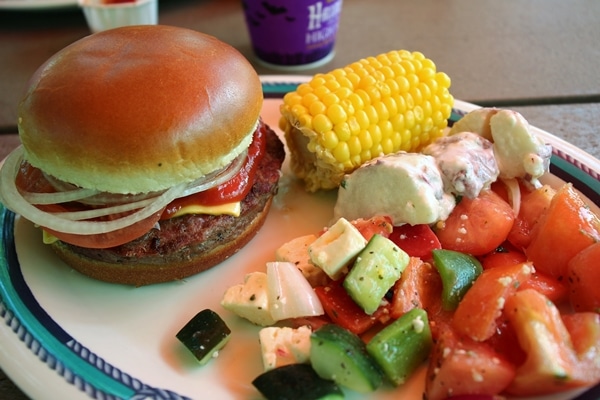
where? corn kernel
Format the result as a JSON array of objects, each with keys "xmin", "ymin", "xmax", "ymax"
[
  {"xmin": 302, "ymin": 93, "xmax": 319, "ymax": 108},
  {"xmin": 322, "ymin": 92, "xmax": 340, "ymax": 108},
  {"xmin": 348, "ymin": 136, "xmax": 361, "ymax": 156},
  {"xmin": 333, "ymin": 142, "xmax": 350, "ymax": 163},
  {"xmin": 373, "ymin": 101, "xmax": 390, "ymax": 122},
  {"xmin": 358, "ymin": 129, "xmax": 373, "ymax": 150},
  {"xmin": 298, "ymin": 113, "xmax": 312, "ymax": 128},
  {"xmin": 347, "ymin": 93, "xmax": 365, "ymax": 110},
  {"xmin": 382, "ymin": 137, "xmax": 394, "ymax": 154},
  {"xmin": 313, "ymin": 113, "xmax": 333, "ymax": 133},
  {"xmin": 347, "ymin": 116, "xmax": 361, "ymax": 136},
  {"xmin": 309, "ymin": 77, "xmax": 325, "ymax": 90},
  {"xmin": 368, "ymin": 124, "xmax": 382, "ymax": 147},
  {"xmin": 383, "ymin": 96, "xmax": 398, "ymax": 117},
  {"xmin": 327, "ymin": 103, "xmax": 348, "ymax": 125},
  {"xmin": 309, "ymin": 100, "xmax": 327, "ymax": 116},
  {"xmin": 334, "ymin": 122, "xmax": 352, "ymax": 142},
  {"xmin": 396, "ymin": 75, "xmax": 410, "ymax": 93},
  {"xmin": 291, "ymin": 104, "xmax": 308, "ymax": 117},
  {"xmin": 364, "ymin": 104, "xmax": 379, "ymax": 125},
  {"xmin": 322, "ymin": 130, "xmax": 339, "ymax": 149},
  {"xmin": 313, "ymin": 85, "xmax": 330, "ymax": 98}
]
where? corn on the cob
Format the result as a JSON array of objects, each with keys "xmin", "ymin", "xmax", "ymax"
[{"xmin": 279, "ymin": 50, "xmax": 454, "ymax": 192}]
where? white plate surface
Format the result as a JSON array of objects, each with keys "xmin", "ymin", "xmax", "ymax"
[{"xmin": 1, "ymin": 76, "xmax": 599, "ymax": 400}]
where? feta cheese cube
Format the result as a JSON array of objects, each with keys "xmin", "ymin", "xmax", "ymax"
[
  {"xmin": 275, "ymin": 234, "xmax": 329, "ymax": 287},
  {"xmin": 308, "ymin": 218, "xmax": 367, "ymax": 280},
  {"xmin": 221, "ymin": 272, "xmax": 276, "ymax": 326},
  {"xmin": 259, "ymin": 326, "xmax": 312, "ymax": 371}
]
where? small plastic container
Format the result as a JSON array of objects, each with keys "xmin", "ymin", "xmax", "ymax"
[{"xmin": 78, "ymin": 0, "xmax": 158, "ymax": 33}]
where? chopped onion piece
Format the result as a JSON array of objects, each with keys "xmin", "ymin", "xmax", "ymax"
[
  {"xmin": 502, "ymin": 177, "xmax": 521, "ymax": 217},
  {"xmin": 266, "ymin": 261, "xmax": 324, "ymax": 322},
  {"xmin": 0, "ymin": 146, "xmax": 185, "ymax": 235}
]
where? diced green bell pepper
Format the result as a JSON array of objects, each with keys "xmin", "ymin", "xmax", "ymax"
[{"xmin": 432, "ymin": 249, "xmax": 483, "ymax": 310}]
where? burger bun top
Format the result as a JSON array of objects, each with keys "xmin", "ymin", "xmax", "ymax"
[{"xmin": 18, "ymin": 25, "xmax": 263, "ymax": 194}]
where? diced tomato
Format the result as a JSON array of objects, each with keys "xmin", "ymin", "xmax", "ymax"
[
  {"xmin": 526, "ymin": 183, "xmax": 600, "ymax": 281},
  {"xmin": 390, "ymin": 257, "xmax": 442, "ymax": 319},
  {"xmin": 504, "ymin": 289, "xmax": 584, "ymax": 396},
  {"xmin": 507, "ymin": 184, "xmax": 556, "ymax": 250},
  {"xmin": 388, "ymin": 224, "xmax": 441, "ymax": 261},
  {"xmin": 350, "ymin": 216, "xmax": 393, "ymax": 241},
  {"xmin": 424, "ymin": 324, "xmax": 515, "ymax": 400},
  {"xmin": 287, "ymin": 315, "xmax": 332, "ymax": 331},
  {"xmin": 314, "ymin": 280, "xmax": 388, "ymax": 335},
  {"xmin": 567, "ymin": 242, "xmax": 600, "ymax": 312},
  {"xmin": 518, "ymin": 271, "xmax": 569, "ymax": 305},
  {"xmin": 434, "ymin": 190, "xmax": 515, "ymax": 256},
  {"xmin": 452, "ymin": 262, "xmax": 533, "ymax": 341},
  {"xmin": 484, "ymin": 316, "xmax": 527, "ymax": 367},
  {"xmin": 479, "ymin": 242, "xmax": 527, "ymax": 270},
  {"xmin": 562, "ymin": 312, "xmax": 600, "ymax": 386},
  {"xmin": 490, "ymin": 179, "xmax": 510, "ymax": 203}
]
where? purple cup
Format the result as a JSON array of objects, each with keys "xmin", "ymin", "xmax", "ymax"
[{"xmin": 242, "ymin": 0, "xmax": 343, "ymax": 70}]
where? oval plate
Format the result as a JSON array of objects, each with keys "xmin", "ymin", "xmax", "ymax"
[{"xmin": 1, "ymin": 76, "xmax": 599, "ymax": 400}]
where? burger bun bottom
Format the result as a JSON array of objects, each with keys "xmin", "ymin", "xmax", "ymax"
[{"xmin": 49, "ymin": 197, "xmax": 273, "ymax": 287}]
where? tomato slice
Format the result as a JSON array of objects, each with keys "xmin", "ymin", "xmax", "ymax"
[
  {"xmin": 506, "ymin": 184, "xmax": 556, "ymax": 250},
  {"xmin": 504, "ymin": 289, "xmax": 582, "ymax": 396},
  {"xmin": 518, "ymin": 271, "xmax": 569, "ymax": 305},
  {"xmin": 434, "ymin": 190, "xmax": 515, "ymax": 256},
  {"xmin": 44, "ymin": 209, "xmax": 164, "ymax": 249},
  {"xmin": 424, "ymin": 324, "xmax": 515, "ymax": 400},
  {"xmin": 388, "ymin": 223, "xmax": 441, "ymax": 261},
  {"xmin": 390, "ymin": 257, "xmax": 442, "ymax": 319},
  {"xmin": 526, "ymin": 183, "xmax": 600, "ymax": 280},
  {"xmin": 350, "ymin": 216, "xmax": 393, "ymax": 241},
  {"xmin": 314, "ymin": 280, "xmax": 389, "ymax": 336},
  {"xmin": 567, "ymin": 242, "xmax": 600, "ymax": 312},
  {"xmin": 452, "ymin": 262, "xmax": 533, "ymax": 341},
  {"xmin": 479, "ymin": 242, "xmax": 527, "ymax": 270}
]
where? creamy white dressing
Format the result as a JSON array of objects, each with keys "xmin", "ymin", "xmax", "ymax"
[
  {"xmin": 423, "ymin": 131, "xmax": 499, "ymax": 199},
  {"xmin": 333, "ymin": 152, "xmax": 456, "ymax": 226}
]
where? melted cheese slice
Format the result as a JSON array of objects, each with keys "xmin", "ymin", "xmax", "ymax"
[
  {"xmin": 42, "ymin": 201, "xmax": 241, "ymax": 245},
  {"xmin": 169, "ymin": 201, "xmax": 241, "ymax": 219}
]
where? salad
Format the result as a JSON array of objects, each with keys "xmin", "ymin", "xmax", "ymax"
[{"xmin": 214, "ymin": 108, "xmax": 600, "ymax": 400}]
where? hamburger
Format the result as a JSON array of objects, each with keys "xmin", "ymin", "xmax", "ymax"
[{"xmin": 0, "ymin": 25, "xmax": 285, "ymax": 286}]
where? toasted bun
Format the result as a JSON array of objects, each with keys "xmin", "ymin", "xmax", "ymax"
[
  {"xmin": 50, "ymin": 197, "xmax": 273, "ymax": 286},
  {"xmin": 18, "ymin": 25, "xmax": 263, "ymax": 194}
]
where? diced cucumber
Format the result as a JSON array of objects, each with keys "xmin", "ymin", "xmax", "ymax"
[
  {"xmin": 432, "ymin": 249, "xmax": 483, "ymax": 310},
  {"xmin": 252, "ymin": 363, "xmax": 344, "ymax": 400},
  {"xmin": 343, "ymin": 234, "xmax": 409, "ymax": 314},
  {"xmin": 366, "ymin": 308, "xmax": 433, "ymax": 385},
  {"xmin": 176, "ymin": 309, "xmax": 231, "ymax": 365},
  {"xmin": 310, "ymin": 324, "xmax": 383, "ymax": 393}
]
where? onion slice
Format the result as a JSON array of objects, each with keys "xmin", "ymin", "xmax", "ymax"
[
  {"xmin": 266, "ymin": 261, "xmax": 324, "ymax": 322},
  {"xmin": 179, "ymin": 149, "xmax": 248, "ymax": 197},
  {"xmin": 23, "ymin": 187, "xmax": 100, "ymax": 205},
  {"xmin": 501, "ymin": 177, "xmax": 521, "ymax": 217},
  {"xmin": 0, "ymin": 146, "xmax": 185, "ymax": 235}
]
